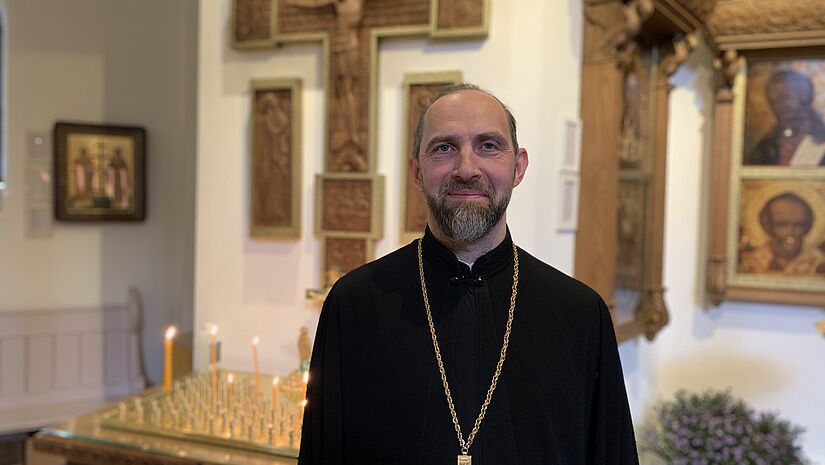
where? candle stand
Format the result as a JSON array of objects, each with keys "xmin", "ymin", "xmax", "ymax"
[{"xmin": 98, "ymin": 370, "xmax": 304, "ymax": 458}]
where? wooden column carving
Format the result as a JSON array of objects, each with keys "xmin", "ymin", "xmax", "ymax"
[
  {"xmin": 636, "ymin": 34, "xmax": 698, "ymax": 340},
  {"xmin": 576, "ymin": 52, "xmax": 622, "ymax": 305},
  {"xmin": 706, "ymin": 50, "xmax": 742, "ymax": 305},
  {"xmin": 577, "ymin": 0, "xmax": 650, "ymax": 307},
  {"xmin": 577, "ymin": 0, "xmax": 710, "ymax": 342}
]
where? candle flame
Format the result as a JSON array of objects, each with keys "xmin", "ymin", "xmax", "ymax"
[
  {"xmin": 273, "ymin": 376, "xmax": 280, "ymax": 386},
  {"xmin": 302, "ymin": 371, "xmax": 309, "ymax": 384},
  {"xmin": 165, "ymin": 326, "xmax": 177, "ymax": 340},
  {"xmin": 210, "ymin": 325, "xmax": 218, "ymax": 336},
  {"xmin": 300, "ymin": 399, "xmax": 307, "ymax": 408},
  {"xmin": 252, "ymin": 336, "xmax": 259, "ymax": 346},
  {"xmin": 227, "ymin": 373, "xmax": 234, "ymax": 384}
]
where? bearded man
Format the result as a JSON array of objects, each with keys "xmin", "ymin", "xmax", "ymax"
[{"xmin": 298, "ymin": 84, "xmax": 639, "ymax": 465}]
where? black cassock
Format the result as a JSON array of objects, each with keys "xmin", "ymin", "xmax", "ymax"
[{"xmin": 298, "ymin": 228, "xmax": 639, "ymax": 465}]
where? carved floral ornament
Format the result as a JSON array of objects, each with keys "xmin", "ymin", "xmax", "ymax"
[
  {"xmin": 587, "ymin": 0, "xmax": 715, "ymax": 70},
  {"xmin": 706, "ymin": 0, "xmax": 825, "ymax": 37},
  {"xmin": 676, "ymin": 0, "xmax": 716, "ymax": 23},
  {"xmin": 586, "ymin": 0, "xmax": 714, "ymax": 14},
  {"xmin": 590, "ymin": 0, "xmax": 825, "ymax": 48}
]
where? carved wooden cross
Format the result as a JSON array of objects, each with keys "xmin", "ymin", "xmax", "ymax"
[
  {"xmin": 234, "ymin": 0, "xmax": 487, "ymax": 172},
  {"xmin": 233, "ymin": 0, "xmax": 487, "ymax": 280}
]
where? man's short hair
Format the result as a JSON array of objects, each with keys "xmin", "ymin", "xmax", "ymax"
[
  {"xmin": 759, "ymin": 192, "xmax": 814, "ymax": 234},
  {"xmin": 766, "ymin": 70, "xmax": 815, "ymax": 106},
  {"xmin": 410, "ymin": 83, "xmax": 519, "ymax": 159}
]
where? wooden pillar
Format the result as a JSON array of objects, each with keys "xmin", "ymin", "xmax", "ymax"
[
  {"xmin": 707, "ymin": 50, "xmax": 741, "ymax": 305},
  {"xmin": 577, "ymin": 0, "xmax": 705, "ymax": 341},
  {"xmin": 635, "ymin": 66, "xmax": 672, "ymax": 340},
  {"xmin": 633, "ymin": 35, "xmax": 698, "ymax": 340},
  {"xmin": 575, "ymin": 1, "xmax": 629, "ymax": 308},
  {"xmin": 576, "ymin": 59, "xmax": 623, "ymax": 306}
]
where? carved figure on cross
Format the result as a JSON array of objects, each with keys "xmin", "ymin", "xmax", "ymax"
[{"xmin": 287, "ymin": 0, "xmax": 365, "ymax": 166}]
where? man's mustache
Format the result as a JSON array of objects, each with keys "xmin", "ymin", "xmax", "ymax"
[{"xmin": 438, "ymin": 180, "xmax": 495, "ymax": 198}]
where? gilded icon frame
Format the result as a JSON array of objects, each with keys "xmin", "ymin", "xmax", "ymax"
[
  {"xmin": 53, "ymin": 122, "xmax": 146, "ymax": 221},
  {"xmin": 722, "ymin": 56, "xmax": 825, "ymax": 304}
]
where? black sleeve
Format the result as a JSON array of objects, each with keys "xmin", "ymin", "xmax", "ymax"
[
  {"xmin": 298, "ymin": 290, "xmax": 344, "ymax": 465},
  {"xmin": 587, "ymin": 298, "xmax": 640, "ymax": 465}
]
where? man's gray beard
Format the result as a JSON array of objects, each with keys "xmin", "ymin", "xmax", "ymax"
[{"xmin": 425, "ymin": 182, "xmax": 511, "ymax": 243}]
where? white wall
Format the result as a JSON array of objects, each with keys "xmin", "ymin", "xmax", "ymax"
[
  {"xmin": 621, "ymin": 41, "xmax": 825, "ymax": 462},
  {"xmin": 195, "ymin": 0, "xmax": 582, "ymax": 373},
  {"xmin": 0, "ymin": 0, "xmax": 198, "ymax": 385}
]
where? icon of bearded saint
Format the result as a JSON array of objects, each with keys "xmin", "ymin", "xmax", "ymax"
[
  {"xmin": 746, "ymin": 69, "xmax": 825, "ymax": 166},
  {"xmin": 738, "ymin": 192, "xmax": 825, "ymax": 275}
]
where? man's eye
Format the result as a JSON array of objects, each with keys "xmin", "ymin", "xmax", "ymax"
[
  {"xmin": 481, "ymin": 142, "xmax": 497, "ymax": 150},
  {"xmin": 436, "ymin": 144, "xmax": 452, "ymax": 152}
]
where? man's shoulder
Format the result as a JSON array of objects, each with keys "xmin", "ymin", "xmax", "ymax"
[
  {"xmin": 327, "ymin": 240, "xmax": 418, "ymax": 296},
  {"xmin": 516, "ymin": 247, "xmax": 603, "ymax": 305}
]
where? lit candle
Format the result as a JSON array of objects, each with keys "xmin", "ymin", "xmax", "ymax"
[
  {"xmin": 272, "ymin": 376, "xmax": 280, "ymax": 411},
  {"xmin": 251, "ymin": 337, "xmax": 261, "ymax": 394},
  {"xmin": 164, "ymin": 326, "xmax": 177, "ymax": 395},
  {"xmin": 209, "ymin": 325, "xmax": 218, "ymax": 394},
  {"xmin": 302, "ymin": 371, "xmax": 309, "ymax": 398},
  {"xmin": 227, "ymin": 372, "xmax": 235, "ymax": 407},
  {"xmin": 299, "ymin": 399, "xmax": 307, "ymax": 423}
]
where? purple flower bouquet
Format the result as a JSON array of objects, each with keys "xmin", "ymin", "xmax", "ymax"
[{"xmin": 642, "ymin": 389, "xmax": 808, "ymax": 465}]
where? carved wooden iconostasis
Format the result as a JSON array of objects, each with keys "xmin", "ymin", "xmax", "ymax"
[
  {"xmin": 704, "ymin": 0, "xmax": 825, "ymax": 308},
  {"xmin": 577, "ymin": 0, "xmax": 714, "ymax": 342},
  {"xmin": 578, "ymin": 0, "xmax": 825, "ymax": 343},
  {"xmin": 233, "ymin": 0, "xmax": 488, "ymax": 289}
]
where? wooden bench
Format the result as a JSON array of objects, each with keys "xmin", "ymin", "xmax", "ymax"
[{"xmin": 0, "ymin": 288, "xmax": 146, "ymax": 436}]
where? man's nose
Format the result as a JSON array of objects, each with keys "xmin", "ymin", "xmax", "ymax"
[{"xmin": 452, "ymin": 146, "xmax": 482, "ymax": 181}]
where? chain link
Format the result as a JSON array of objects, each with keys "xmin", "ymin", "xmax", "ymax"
[{"xmin": 417, "ymin": 238, "xmax": 518, "ymax": 456}]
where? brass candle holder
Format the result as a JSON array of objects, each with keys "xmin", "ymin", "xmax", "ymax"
[{"xmin": 98, "ymin": 371, "xmax": 303, "ymax": 458}]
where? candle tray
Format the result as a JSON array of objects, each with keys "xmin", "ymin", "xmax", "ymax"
[{"xmin": 98, "ymin": 371, "xmax": 303, "ymax": 458}]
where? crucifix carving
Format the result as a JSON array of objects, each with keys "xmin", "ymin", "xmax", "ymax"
[
  {"xmin": 234, "ymin": 0, "xmax": 488, "ymax": 173},
  {"xmin": 281, "ymin": 0, "xmax": 368, "ymax": 172},
  {"xmin": 233, "ymin": 0, "xmax": 488, "ymax": 286}
]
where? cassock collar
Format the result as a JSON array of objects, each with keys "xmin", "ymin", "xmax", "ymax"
[{"xmin": 421, "ymin": 226, "xmax": 514, "ymax": 282}]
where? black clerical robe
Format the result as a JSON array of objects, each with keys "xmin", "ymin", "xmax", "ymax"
[{"xmin": 298, "ymin": 228, "xmax": 638, "ymax": 465}]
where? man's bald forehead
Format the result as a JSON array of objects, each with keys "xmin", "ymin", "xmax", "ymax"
[
  {"xmin": 411, "ymin": 83, "xmax": 520, "ymax": 159},
  {"xmin": 422, "ymin": 89, "xmax": 509, "ymax": 131}
]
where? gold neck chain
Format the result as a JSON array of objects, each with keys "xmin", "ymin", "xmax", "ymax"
[{"xmin": 417, "ymin": 238, "xmax": 519, "ymax": 458}]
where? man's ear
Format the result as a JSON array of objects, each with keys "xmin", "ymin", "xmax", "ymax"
[
  {"xmin": 513, "ymin": 148, "xmax": 529, "ymax": 187},
  {"xmin": 409, "ymin": 157, "xmax": 423, "ymax": 191}
]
